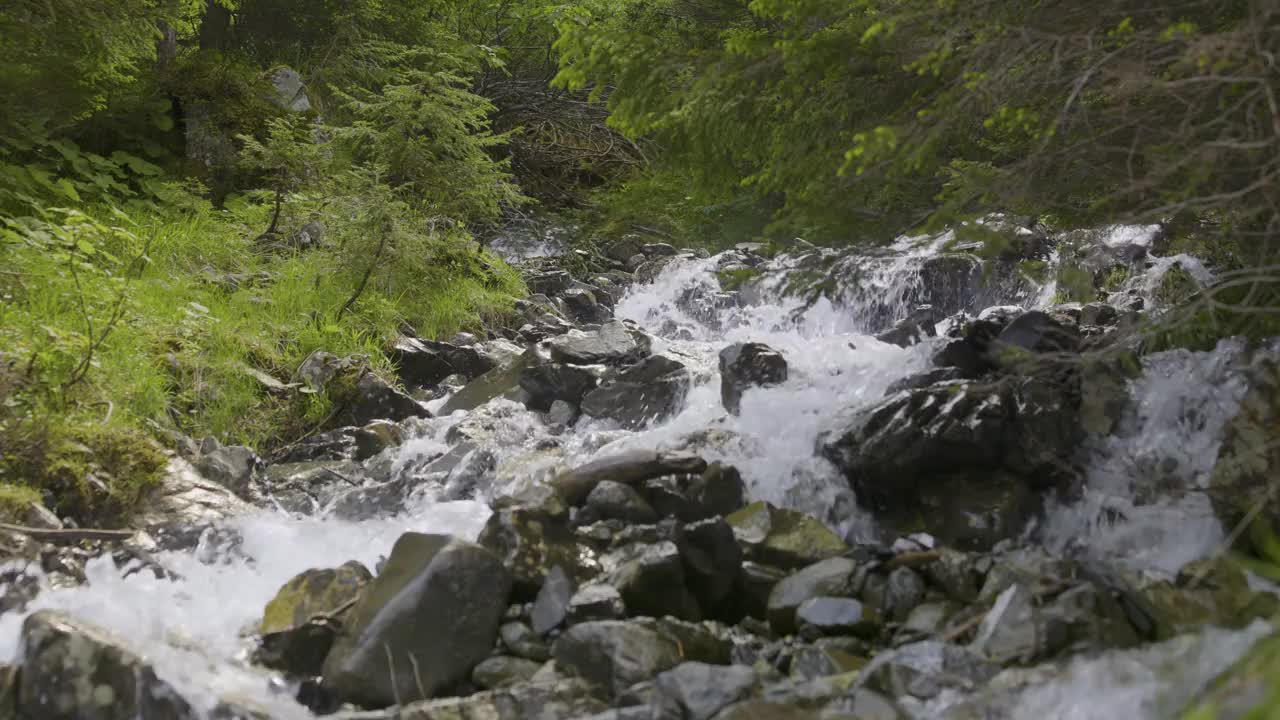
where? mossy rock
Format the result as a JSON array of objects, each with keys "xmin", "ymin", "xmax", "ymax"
[
  {"xmin": 1181, "ymin": 630, "xmax": 1280, "ymax": 720},
  {"xmin": 257, "ymin": 560, "xmax": 372, "ymax": 676},
  {"xmin": 1141, "ymin": 558, "xmax": 1279, "ymax": 638},
  {"xmin": 727, "ymin": 502, "xmax": 847, "ymax": 569},
  {"xmin": 717, "ymin": 267, "xmax": 761, "ymax": 292},
  {"xmin": 1209, "ymin": 355, "xmax": 1280, "ymax": 560},
  {"xmin": 25, "ymin": 425, "xmax": 168, "ymax": 527}
]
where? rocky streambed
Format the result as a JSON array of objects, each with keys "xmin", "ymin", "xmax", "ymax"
[{"xmin": 0, "ymin": 222, "xmax": 1275, "ymax": 720}]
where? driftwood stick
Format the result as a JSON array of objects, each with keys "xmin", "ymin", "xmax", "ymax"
[{"xmin": 0, "ymin": 523, "xmax": 136, "ymax": 544}]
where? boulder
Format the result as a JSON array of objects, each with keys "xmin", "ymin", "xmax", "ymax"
[
  {"xmin": 874, "ymin": 306, "xmax": 938, "ymax": 348},
  {"xmin": 726, "ymin": 502, "xmax": 848, "ymax": 569},
  {"xmin": 341, "ymin": 373, "xmax": 431, "ymax": 426},
  {"xmin": 526, "ymin": 270, "xmax": 574, "ymax": 296},
  {"xmin": 352, "ymin": 420, "xmax": 405, "ymax": 461},
  {"xmin": 519, "ymin": 362, "xmax": 602, "ymax": 411},
  {"xmin": 819, "ymin": 376, "xmax": 1079, "ymax": 549},
  {"xmin": 581, "ymin": 355, "xmax": 692, "ymax": 430},
  {"xmin": 18, "ymin": 610, "xmax": 196, "ymax": 720},
  {"xmin": 553, "ymin": 621, "xmax": 684, "ymax": 697},
  {"xmin": 678, "ymin": 518, "xmax": 743, "ymax": 615},
  {"xmin": 390, "ymin": 336, "xmax": 493, "ymax": 389},
  {"xmin": 193, "ymin": 445, "xmax": 257, "ymax": 497},
  {"xmin": 439, "ymin": 348, "xmax": 537, "ymax": 415},
  {"xmin": 719, "ymin": 343, "xmax": 788, "ymax": 415},
  {"xmin": 268, "ymin": 66, "xmax": 311, "ymax": 112},
  {"xmin": 322, "ymin": 533, "xmax": 512, "ymax": 707},
  {"xmin": 584, "ymin": 481, "xmax": 658, "ymax": 524},
  {"xmin": 553, "ymin": 450, "xmax": 708, "ymax": 506},
  {"xmin": 478, "ymin": 506, "xmax": 580, "ymax": 600},
  {"xmin": 134, "ymin": 458, "xmax": 253, "ymax": 527},
  {"xmin": 567, "ymin": 583, "xmax": 628, "ymax": 625},
  {"xmin": 864, "ymin": 640, "xmax": 997, "ymax": 702},
  {"xmin": 257, "ymin": 561, "xmax": 372, "ymax": 676},
  {"xmin": 258, "ymin": 460, "xmax": 366, "ymax": 515},
  {"xmin": 766, "ymin": 557, "xmax": 859, "ymax": 635},
  {"xmin": 499, "ymin": 622, "xmax": 552, "ymax": 662},
  {"xmin": 683, "ymin": 463, "xmax": 748, "ymax": 518},
  {"xmin": 602, "ymin": 541, "xmax": 701, "ymax": 621},
  {"xmin": 276, "ymin": 428, "xmax": 359, "ymax": 463},
  {"xmin": 883, "ymin": 567, "xmax": 927, "ymax": 622},
  {"xmin": 548, "ymin": 321, "xmax": 645, "ymax": 366},
  {"xmin": 562, "ymin": 288, "xmax": 610, "ymax": 324},
  {"xmin": 651, "ymin": 663, "xmax": 759, "ymax": 720}
]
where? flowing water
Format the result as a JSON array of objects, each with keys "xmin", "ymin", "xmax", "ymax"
[{"xmin": 0, "ymin": 225, "xmax": 1266, "ymax": 718}]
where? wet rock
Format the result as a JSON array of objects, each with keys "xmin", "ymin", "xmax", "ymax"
[
  {"xmin": 679, "ymin": 518, "xmax": 743, "ymax": 616},
  {"xmin": 439, "ymin": 348, "xmax": 537, "ymax": 415},
  {"xmin": 548, "ymin": 321, "xmax": 645, "ymax": 366},
  {"xmin": 326, "ymin": 475, "xmax": 421, "ymax": 521},
  {"xmin": 644, "ymin": 243, "xmax": 680, "ymax": 257},
  {"xmin": 603, "ymin": 541, "xmax": 701, "ymax": 621},
  {"xmin": 276, "ymin": 428, "xmax": 359, "ymax": 463},
  {"xmin": 257, "ymin": 561, "xmax": 372, "ymax": 676},
  {"xmin": 819, "ymin": 376, "xmax": 1078, "ymax": 549},
  {"xmin": 719, "ymin": 343, "xmax": 788, "ymax": 415},
  {"xmin": 531, "ymin": 566, "xmax": 575, "ymax": 635},
  {"xmin": 19, "ymin": 610, "xmax": 196, "ymax": 720},
  {"xmin": 734, "ymin": 562, "xmax": 789, "ymax": 622},
  {"xmin": 134, "ymin": 458, "xmax": 253, "ymax": 526},
  {"xmin": 562, "ymin": 288, "xmax": 610, "ymax": 324},
  {"xmin": 885, "ymin": 367, "xmax": 967, "ymax": 395},
  {"xmin": 1209, "ymin": 351, "xmax": 1280, "ymax": 558},
  {"xmin": 585, "ymin": 481, "xmax": 658, "ymax": 524},
  {"xmin": 567, "ymin": 583, "xmax": 628, "ymax": 625},
  {"xmin": 526, "ymin": 270, "xmax": 574, "ymax": 296},
  {"xmin": 796, "ymin": 597, "xmax": 880, "ymax": 639},
  {"xmin": 478, "ymin": 506, "xmax": 580, "ymax": 600},
  {"xmin": 651, "ymin": 662, "xmax": 759, "ymax": 720},
  {"xmin": 440, "ymin": 447, "xmax": 497, "ymax": 501},
  {"xmin": 353, "ymin": 420, "xmax": 405, "ymax": 461},
  {"xmin": 499, "ymin": 622, "xmax": 552, "ymax": 662},
  {"xmin": 322, "ymin": 533, "xmax": 512, "ymax": 707},
  {"xmin": 990, "ymin": 310, "xmax": 1081, "ymax": 360},
  {"xmin": 883, "ymin": 567, "xmax": 927, "ymax": 621},
  {"xmin": 875, "ymin": 306, "xmax": 938, "ymax": 348},
  {"xmin": 554, "ymin": 621, "xmax": 684, "ymax": 697},
  {"xmin": 581, "ymin": 355, "xmax": 692, "ymax": 430},
  {"xmin": 395, "ymin": 678, "xmax": 606, "ymax": 719},
  {"xmin": 970, "ymin": 583, "xmax": 1040, "ymax": 664},
  {"xmin": 726, "ymin": 502, "xmax": 848, "ymax": 569},
  {"xmin": 553, "ymin": 450, "xmax": 708, "ymax": 506},
  {"xmin": 766, "ymin": 557, "xmax": 858, "ymax": 635},
  {"xmin": 471, "ymin": 656, "xmax": 544, "ymax": 690},
  {"xmin": 519, "ymin": 362, "xmax": 602, "ymax": 411},
  {"xmin": 341, "ymin": 373, "xmax": 431, "ymax": 426},
  {"xmin": 864, "ymin": 640, "xmax": 998, "ymax": 701},
  {"xmin": 788, "ymin": 644, "xmax": 869, "ymax": 680},
  {"xmin": 1080, "ymin": 301, "xmax": 1120, "ymax": 327},
  {"xmin": 1039, "ymin": 581, "xmax": 1140, "ymax": 654},
  {"xmin": 390, "ymin": 336, "xmax": 493, "ymax": 389},
  {"xmin": 1140, "ymin": 559, "xmax": 1279, "ymax": 637},
  {"xmin": 684, "ymin": 463, "xmax": 748, "ymax": 518},
  {"xmin": 193, "ymin": 444, "xmax": 257, "ymax": 497},
  {"xmin": 922, "ymin": 548, "xmax": 983, "ymax": 603},
  {"xmin": 258, "ymin": 460, "xmax": 365, "ymax": 515}
]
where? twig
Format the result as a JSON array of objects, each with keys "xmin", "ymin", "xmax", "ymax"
[{"xmin": 0, "ymin": 522, "xmax": 136, "ymax": 544}]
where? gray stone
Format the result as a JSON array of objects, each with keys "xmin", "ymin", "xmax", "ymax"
[
  {"xmin": 719, "ymin": 343, "xmax": 788, "ymax": 415},
  {"xmin": 19, "ymin": 610, "xmax": 196, "ymax": 720},
  {"xmin": 585, "ymin": 481, "xmax": 658, "ymax": 524},
  {"xmin": 353, "ymin": 420, "xmax": 405, "ymax": 461},
  {"xmin": 470, "ymin": 656, "xmax": 543, "ymax": 690},
  {"xmin": 548, "ymin": 321, "xmax": 645, "ymax": 365},
  {"xmin": 531, "ymin": 566, "xmax": 575, "ymax": 635},
  {"xmin": 567, "ymin": 583, "xmax": 627, "ymax": 625},
  {"xmin": 970, "ymin": 584, "xmax": 1039, "ymax": 664},
  {"xmin": 581, "ymin": 355, "xmax": 691, "ymax": 430},
  {"xmin": 342, "ymin": 373, "xmax": 431, "ymax": 426},
  {"xmin": 796, "ymin": 597, "xmax": 880, "ymax": 639},
  {"xmin": 439, "ymin": 348, "xmax": 537, "ymax": 415},
  {"xmin": 864, "ymin": 641, "xmax": 998, "ymax": 701},
  {"xmin": 678, "ymin": 518, "xmax": 743, "ymax": 615},
  {"xmin": 603, "ymin": 541, "xmax": 701, "ymax": 621},
  {"xmin": 391, "ymin": 337, "xmax": 493, "ymax": 389},
  {"xmin": 553, "ymin": 621, "xmax": 684, "ymax": 697},
  {"xmin": 875, "ymin": 306, "xmax": 939, "ymax": 348},
  {"xmin": 499, "ymin": 622, "xmax": 551, "ymax": 662},
  {"xmin": 193, "ymin": 445, "xmax": 257, "ymax": 497},
  {"xmin": 519, "ymin": 362, "xmax": 602, "ymax": 410},
  {"xmin": 322, "ymin": 533, "xmax": 512, "ymax": 707},
  {"xmin": 766, "ymin": 557, "xmax": 858, "ymax": 635},
  {"xmin": 478, "ymin": 507, "xmax": 579, "ymax": 600},
  {"xmin": 441, "ymin": 448, "xmax": 497, "ymax": 501},
  {"xmin": 268, "ymin": 67, "xmax": 311, "ymax": 112},
  {"xmin": 651, "ymin": 662, "xmax": 758, "ymax": 720},
  {"xmin": 726, "ymin": 502, "xmax": 848, "ymax": 570},
  {"xmin": 884, "ymin": 567, "xmax": 927, "ymax": 621},
  {"xmin": 134, "ymin": 458, "xmax": 253, "ymax": 527},
  {"xmin": 684, "ymin": 463, "xmax": 747, "ymax": 518},
  {"xmin": 394, "ymin": 678, "xmax": 606, "ymax": 720}
]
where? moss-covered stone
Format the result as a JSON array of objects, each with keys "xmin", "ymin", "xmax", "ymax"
[
  {"xmin": 34, "ymin": 425, "xmax": 168, "ymax": 527},
  {"xmin": 257, "ymin": 560, "xmax": 372, "ymax": 676},
  {"xmin": 727, "ymin": 502, "xmax": 847, "ymax": 569},
  {"xmin": 1181, "ymin": 630, "xmax": 1280, "ymax": 720},
  {"xmin": 1141, "ymin": 558, "xmax": 1279, "ymax": 638},
  {"xmin": 1209, "ymin": 354, "xmax": 1280, "ymax": 560}
]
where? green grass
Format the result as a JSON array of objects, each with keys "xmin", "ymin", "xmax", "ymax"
[{"xmin": 0, "ymin": 188, "xmax": 524, "ymax": 524}]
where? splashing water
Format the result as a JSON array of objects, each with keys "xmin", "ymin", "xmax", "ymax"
[
  {"xmin": 0, "ymin": 230, "xmax": 1262, "ymax": 718},
  {"xmin": 1040, "ymin": 338, "xmax": 1248, "ymax": 576}
]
